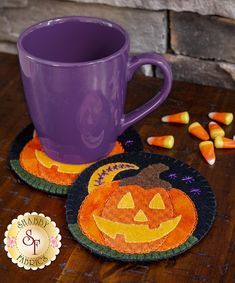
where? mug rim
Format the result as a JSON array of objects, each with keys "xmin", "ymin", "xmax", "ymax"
[{"xmin": 17, "ymin": 16, "xmax": 130, "ymax": 67}]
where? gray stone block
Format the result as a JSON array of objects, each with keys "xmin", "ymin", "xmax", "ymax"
[
  {"xmin": 170, "ymin": 12, "xmax": 235, "ymax": 64},
  {"xmin": 67, "ymin": 0, "xmax": 235, "ymax": 20},
  {"xmin": 0, "ymin": 0, "xmax": 167, "ymax": 54},
  {"xmin": 157, "ymin": 54, "xmax": 235, "ymax": 90},
  {"xmin": 0, "ymin": 41, "xmax": 17, "ymax": 54},
  {"xmin": 0, "ymin": 0, "xmax": 27, "ymax": 8},
  {"xmin": 219, "ymin": 62, "xmax": 235, "ymax": 81}
]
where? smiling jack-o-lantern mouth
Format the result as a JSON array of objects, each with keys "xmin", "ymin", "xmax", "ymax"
[
  {"xmin": 93, "ymin": 214, "xmax": 182, "ymax": 243},
  {"xmin": 78, "ymin": 163, "xmax": 198, "ymax": 254},
  {"xmin": 19, "ymin": 136, "xmax": 124, "ymax": 186},
  {"xmin": 93, "ymin": 190, "xmax": 182, "ymax": 243},
  {"xmin": 35, "ymin": 149, "xmax": 92, "ymax": 174}
]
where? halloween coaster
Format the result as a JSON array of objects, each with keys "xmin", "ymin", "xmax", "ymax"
[
  {"xmin": 9, "ymin": 124, "xmax": 143, "ymax": 196},
  {"xmin": 66, "ymin": 152, "xmax": 216, "ymax": 262}
]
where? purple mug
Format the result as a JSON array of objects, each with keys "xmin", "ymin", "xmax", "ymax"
[{"xmin": 17, "ymin": 16, "xmax": 172, "ymax": 164}]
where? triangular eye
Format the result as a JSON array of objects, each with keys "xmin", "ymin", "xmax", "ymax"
[
  {"xmin": 149, "ymin": 193, "xmax": 165, "ymax": 209},
  {"xmin": 117, "ymin": 192, "xmax": 135, "ymax": 209}
]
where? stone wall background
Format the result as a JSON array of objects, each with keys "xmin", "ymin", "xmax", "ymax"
[{"xmin": 0, "ymin": 0, "xmax": 235, "ymax": 89}]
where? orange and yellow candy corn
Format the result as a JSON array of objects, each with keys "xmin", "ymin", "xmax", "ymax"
[
  {"xmin": 214, "ymin": 136, "xmax": 235, "ymax": 149},
  {"xmin": 208, "ymin": 122, "xmax": 225, "ymax": 140},
  {"xmin": 161, "ymin": 111, "xmax": 190, "ymax": 124},
  {"xmin": 147, "ymin": 135, "xmax": 174, "ymax": 149},
  {"xmin": 208, "ymin": 112, "xmax": 233, "ymax": 125},
  {"xmin": 199, "ymin": 141, "xmax": 216, "ymax": 165},
  {"xmin": 188, "ymin": 122, "xmax": 209, "ymax": 141}
]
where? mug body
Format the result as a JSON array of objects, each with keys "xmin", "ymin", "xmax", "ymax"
[{"xmin": 17, "ymin": 16, "xmax": 129, "ymax": 164}]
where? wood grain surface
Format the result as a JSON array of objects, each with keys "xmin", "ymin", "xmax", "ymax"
[{"xmin": 0, "ymin": 52, "xmax": 234, "ymax": 283}]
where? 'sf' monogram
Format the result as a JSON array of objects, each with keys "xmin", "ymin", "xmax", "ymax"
[{"xmin": 22, "ymin": 229, "xmax": 40, "ymax": 255}]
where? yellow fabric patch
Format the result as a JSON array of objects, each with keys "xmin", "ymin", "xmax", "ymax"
[
  {"xmin": 134, "ymin": 209, "xmax": 148, "ymax": 222},
  {"xmin": 149, "ymin": 193, "xmax": 165, "ymax": 209},
  {"xmin": 93, "ymin": 214, "xmax": 182, "ymax": 243},
  {"xmin": 35, "ymin": 149, "xmax": 91, "ymax": 174},
  {"xmin": 88, "ymin": 162, "xmax": 139, "ymax": 193},
  {"xmin": 117, "ymin": 192, "xmax": 135, "ymax": 209},
  {"xmin": 20, "ymin": 137, "xmax": 125, "ymax": 186}
]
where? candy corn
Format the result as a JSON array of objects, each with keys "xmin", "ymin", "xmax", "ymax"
[
  {"xmin": 199, "ymin": 141, "xmax": 216, "ymax": 165},
  {"xmin": 188, "ymin": 122, "xmax": 209, "ymax": 141},
  {"xmin": 147, "ymin": 135, "xmax": 174, "ymax": 149},
  {"xmin": 208, "ymin": 112, "xmax": 233, "ymax": 125},
  {"xmin": 161, "ymin": 111, "xmax": 190, "ymax": 124},
  {"xmin": 208, "ymin": 122, "xmax": 225, "ymax": 140},
  {"xmin": 214, "ymin": 136, "xmax": 235, "ymax": 149}
]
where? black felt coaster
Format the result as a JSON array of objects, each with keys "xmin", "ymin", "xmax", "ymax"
[
  {"xmin": 9, "ymin": 124, "xmax": 143, "ymax": 196},
  {"xmin": 66, "ymin": 151, "xmax": 216, "ymax": 262}
]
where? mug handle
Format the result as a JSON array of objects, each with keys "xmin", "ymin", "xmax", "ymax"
[{"xmin": 120, "ymin": 52, "xmax": 172, "ymax": 133}]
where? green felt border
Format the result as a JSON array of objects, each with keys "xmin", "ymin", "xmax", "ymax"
[
  {"xmin": 66, "ymin": 151, "xmax": 216, "ymax": 262},
  {"xmin": 10, "ymin": 159, "xmax": 68, "ymax": 196},
  {"xmin": 68, "ymin": 223, "xmax": 198, "ymax": 262}
]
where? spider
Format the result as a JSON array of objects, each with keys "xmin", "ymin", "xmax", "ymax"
[
  {"xmin": 125, "ymin": 140, "xmax": 134, "ymax": 146},
  {"xmin": 190, "ymin": 187, "xmax": 201, "ymax": 195},
  {"xmin": 168, "ymin": 173, "xmax": 177, "ymax": 180},
  {"xmin": 182, "ymin": 176, "xmax": 195, "ymax": 184}
]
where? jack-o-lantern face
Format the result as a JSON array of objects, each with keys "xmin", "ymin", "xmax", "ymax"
[
  {"xmin": 69, "ymin": 152, "xmax": 217, "ymax": 261},
  {"xmin": 19, "ymin": 136, "xmax": 124, "ymax": 186},
  {"xmin": 93, "ymin": 185, "xmax": 182, "ymax": 253},
  {"xmin": 79, "ymin": 163, "xmax": 198, "ymax": 254}
]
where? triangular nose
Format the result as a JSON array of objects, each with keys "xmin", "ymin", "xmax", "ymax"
[{"xmin": 134, "ymin": 209, "xmax": 148, "ymax": 222}]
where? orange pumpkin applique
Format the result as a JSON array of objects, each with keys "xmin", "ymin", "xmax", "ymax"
[
  {"xmin": 19, "ymin": 136, "xmax": 124, "ymax": 185},
  {"xmin": 78, "ymin": 164, "xmax": 198, "ymax": 254}
]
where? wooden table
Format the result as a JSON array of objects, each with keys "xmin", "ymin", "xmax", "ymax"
[{"xmin": 0, "ymin": 52, "xmax": 234, "ymax": 283}]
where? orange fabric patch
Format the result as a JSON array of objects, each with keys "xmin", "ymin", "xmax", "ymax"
[
  {"xmin": 78, "ymin": 181, "xmax": 119, "ymax": 244},
  {"xmin": 101, "ymin": 185, "xmax": 174, "ymax": 253},
  {"xmin": 19, "ymin": 137, "xmax": 124, "ymax": 185},
  {"xmin": 78, "ymin": 184, "xmax": 198, "ymax": 254},
  {"xmin": 157, "ymin": 188, "xmax": 198, "ymax": 251}
]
